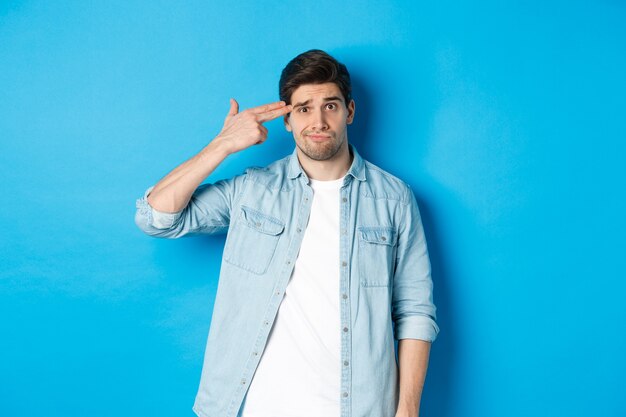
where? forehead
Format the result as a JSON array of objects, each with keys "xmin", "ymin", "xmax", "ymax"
[{"xmin": 290, "ymin": 82, "xmax": 343, "ymax": 103}]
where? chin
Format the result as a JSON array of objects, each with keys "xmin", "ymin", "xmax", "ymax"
[{"xmin": 299, "ymin": 142, "xmax": 344, "ymax": 162}]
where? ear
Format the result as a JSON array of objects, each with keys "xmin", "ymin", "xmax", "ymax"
[
  {"xmin": 284, "ymin": 113, "xmax": 292, "ymax": 132},
  {"xmin": 346, "ymin": 99, "xmax": 356, "ymax": 125}
]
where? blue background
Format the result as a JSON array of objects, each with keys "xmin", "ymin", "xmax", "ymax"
[{"xmin": 1, "ymin": 1, "xmax": 625, "ymax": 416}]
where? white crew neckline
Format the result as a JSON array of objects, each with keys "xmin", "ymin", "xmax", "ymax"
[{"xmin": 309, "ymin": 176, "xmax": 345, "ymax": 189}]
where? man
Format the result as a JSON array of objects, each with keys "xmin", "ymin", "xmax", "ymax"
[{"xmin": 135, "ymin": 49, "xmax": 439, "ymax": 417}]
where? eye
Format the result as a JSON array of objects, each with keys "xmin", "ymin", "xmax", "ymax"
[
  {"xmin": 297, "ymin": 107, "xmax": 308, "ymax": 113},
  {"xmin": 325, "ymin": 103, "xmax": 337, "ymax": 110}
]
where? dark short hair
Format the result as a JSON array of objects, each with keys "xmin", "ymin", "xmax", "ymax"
[{"xmin": 279, "ymin": 49, "xmax": 352, "ymax": 105}]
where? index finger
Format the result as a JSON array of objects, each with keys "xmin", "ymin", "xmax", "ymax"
[
  {"xmin": 257, "ymin": 104, "xmax": 293, "ymax": 123},
  {"xmin": 249, "ymin": 101, "xmax": 288, "ymax": 114}
]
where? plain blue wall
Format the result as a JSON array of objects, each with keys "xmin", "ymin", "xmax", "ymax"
[{"xmin": 1, "ymin": 1, "xmax": 625, "ymax": 416}]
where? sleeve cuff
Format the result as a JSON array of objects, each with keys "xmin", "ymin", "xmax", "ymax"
[
  {"xmin": 135, "ymin": 186, "xmax": 183, "ymax": 230},
  {"xmin": 394, "ymin": 315, "xmax": 440, "ymax": 342}
]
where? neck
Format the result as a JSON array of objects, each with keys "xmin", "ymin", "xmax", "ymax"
[{"xmin": 297, "ymin": 141, "xmax": 353, "ymax": 181}]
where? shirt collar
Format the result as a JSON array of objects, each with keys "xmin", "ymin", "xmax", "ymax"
[{"xmin": 287, "ymin": 143, "xmax": 366, "ymax": 182}]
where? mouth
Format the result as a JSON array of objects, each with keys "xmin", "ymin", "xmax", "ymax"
[{"xmin": 306, "ymin": 133, "xmax": 332, "ymax": 142}]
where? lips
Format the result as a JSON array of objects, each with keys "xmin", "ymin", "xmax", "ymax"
[{"xmin": 306, "ymin": 134, "xmax": 331, "ymax": 142}]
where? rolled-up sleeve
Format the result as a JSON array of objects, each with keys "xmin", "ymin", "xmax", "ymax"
[
  {"xmin": 392, "ymin": 185, "xmax": 439, "ymax": 342},
  {"xmin": 135, "ymin": 186, "xmax": 184, "ymax": 229},
  {"xmin": 134, "ymin": 172, "xmax": 247, "ymax": 239}
]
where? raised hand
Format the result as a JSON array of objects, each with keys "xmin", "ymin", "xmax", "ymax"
[{"xmin": 215, "ymin": 98, "xmax": 292, "ymax": 154}]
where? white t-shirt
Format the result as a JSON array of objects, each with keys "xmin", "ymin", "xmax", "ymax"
[{"xmin": 240, "ymin": 176, "xmax": 344, "ymax": 417}]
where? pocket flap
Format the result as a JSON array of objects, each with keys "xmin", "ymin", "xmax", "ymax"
[
  {"xmin": 358, "ymin": 226, "xmax": 397, "ymax": 246},
  {"xmin": 240, "ymin": 206, "xmax": 285, "ymax": 235}
]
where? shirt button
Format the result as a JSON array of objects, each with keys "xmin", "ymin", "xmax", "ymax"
[
  {"xmin": 253, "ymin": 351, "xmax": 258, "ymax": 356},
  {"xmin": 381, "ymin": 236, "xmax": 386, "ymax": 241},
  {"xmin": 342, "ymin": 261, "xmax": 347, "ymax": 267},
  {"xmin": 276, "ymin": 290, "xmax": 281, "ymax": 295},
  {"xmin": 343, "ymin": 360, "xmax": 349, "ymax": 366},
  {"xmin": 343, "ymin": 392, "xmax": 349, "ymax": 398},
  {"xmin": 264, "ymin": 321, "xmax": 269, "ymax": 326},
  {"xmin": 241, "ymin": 379, "xmax": 247, "ymax": 385},
  {"xmin": 342, "ymin": 197, "xmax": 347, "ymax": 203},
  {"xmin": 297, "ymin": 228, "xmax": 302, "ymax": 233},
  {"xmin": 342, "ymin": 293, "xmax": 348, "ymax": 299},
  {"xmin": 343, "ymin": 327, "xmax": 348, "ymax": 332}
]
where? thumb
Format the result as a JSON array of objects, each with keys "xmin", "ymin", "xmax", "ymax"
[{"xmin": 227, "ymin": 98, "xmax": 239, "ymax": 117}]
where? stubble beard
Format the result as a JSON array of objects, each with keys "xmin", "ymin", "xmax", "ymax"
[{"xmin": 296, "ymin": 133, "xmax": 345, "ymax": 161}]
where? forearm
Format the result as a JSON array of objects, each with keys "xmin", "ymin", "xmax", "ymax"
[
  {"xmin": 396, "ymin": 339, "xmax": 431, "ymax": 417},
  {"xmin": 147, "ymin": 138, "xmax": 232, "ymax": 213}
]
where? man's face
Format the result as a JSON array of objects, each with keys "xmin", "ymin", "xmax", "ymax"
[{"xmin": 284, "ymin": 82, "xmax": 355, "ymax": 162}]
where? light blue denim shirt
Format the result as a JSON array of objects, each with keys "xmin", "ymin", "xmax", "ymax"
[{"xmin": 135, "ymin": 143, "xmax": 439, "ymax": 417}]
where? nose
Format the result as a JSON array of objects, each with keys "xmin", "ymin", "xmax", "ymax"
[{"xmin": 311, "ymin": 109, "xmax": 329, "ymax": 131}]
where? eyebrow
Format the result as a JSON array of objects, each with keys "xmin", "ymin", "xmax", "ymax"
[{"xmin": 292, "ymin": 96, "xmax": 344, "ymax": 108}]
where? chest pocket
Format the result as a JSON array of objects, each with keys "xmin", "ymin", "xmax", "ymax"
[
  {"xmin": 358, "ymin": 226, "xmax": 397, "ymax": 287},
  {"xmin": 224, "ymin": 205, "xmax": 285, "ymax": 275}
]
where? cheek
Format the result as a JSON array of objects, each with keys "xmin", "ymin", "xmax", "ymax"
[
  {"xmin": 292, "ymin": 120, "xmax": 307, "ymax": 133},
  {"xmin": 286, "ymin": 117, "xmax": 303, "ymax": 133},
  {"xmin": 330, "ymin": 115, "xmax": 347, "ymax": 128}
]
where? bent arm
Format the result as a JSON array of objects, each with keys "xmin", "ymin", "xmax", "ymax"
[
  {"xmin": 134, "ymin": 138, "xmax": 237, "ymax": 239},
  {"xmin": 147, "ymin": 139, "xmax": 231, "ymax": 213},
  {"xmin": 146, "ymin": 99, "xmax": 290, "ymax": 213},
  {"xmin": 134, "ymin": 99, "xmax": 292, "ymax": 238}
]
